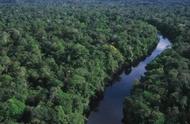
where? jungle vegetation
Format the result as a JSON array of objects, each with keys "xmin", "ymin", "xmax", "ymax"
[{"xmin": 0, "ymin": 0, "xmax": 189, "ymax": 124}]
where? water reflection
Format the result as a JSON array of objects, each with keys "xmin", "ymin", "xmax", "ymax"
[{"xmin": 87, "ymin": 35, "xmax": 172, "ymax": 124}]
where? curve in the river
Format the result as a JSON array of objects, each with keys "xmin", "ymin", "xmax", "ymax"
[{"xmin": 87, "ymin": 35, "xmax": 172, "ymax": 124}]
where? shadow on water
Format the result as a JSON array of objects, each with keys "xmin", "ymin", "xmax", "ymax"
[{"xmin": 87, "ymin": 35, "xmax": 172, "ymax": 124}]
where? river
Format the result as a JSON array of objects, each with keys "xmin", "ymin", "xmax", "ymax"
[{"xmin": 87, "ymin": 35, "xmax": 172, "ymax": 124}]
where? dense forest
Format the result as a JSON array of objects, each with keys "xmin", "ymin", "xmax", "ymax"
[{"xmin": 0, "ymin": 0, "xmax": 190, "ymax": 124}]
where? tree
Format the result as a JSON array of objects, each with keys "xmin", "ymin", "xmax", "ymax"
[{"xmin": 6, "ymin": 97, "xmax": 25, "ymax": 119}]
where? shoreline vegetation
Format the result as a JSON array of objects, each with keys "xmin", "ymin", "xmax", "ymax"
[{"xmin": 86, "ymin": 36, "xmax": 158, "ymax": 117}]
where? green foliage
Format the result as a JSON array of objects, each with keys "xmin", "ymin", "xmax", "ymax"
[{"xmin": 7, "ymin": 98, "xmax": 25, "ymax": 118}]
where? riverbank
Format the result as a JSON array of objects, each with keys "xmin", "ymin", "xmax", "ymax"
[{"xmin": 86, "ymin": 35, "xmax": 169, "ymax": 124}]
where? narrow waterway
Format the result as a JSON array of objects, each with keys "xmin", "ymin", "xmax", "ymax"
[{"xmin": 87, "ymin": 35, "xmax": 172, "ymax": 124}]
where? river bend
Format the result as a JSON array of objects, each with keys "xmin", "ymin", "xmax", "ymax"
[{"xmin": 87, "ymin": 35, "xmax": 172, "ymax": 124}]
